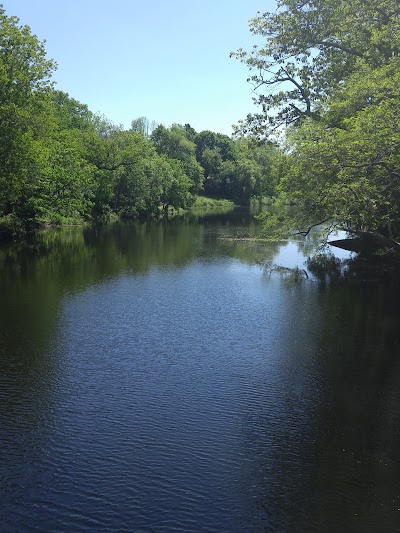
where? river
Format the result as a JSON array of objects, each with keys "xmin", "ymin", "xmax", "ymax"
[{"xmin": 1, "ymin": 208, "xmax": 400, "ymax": 532}]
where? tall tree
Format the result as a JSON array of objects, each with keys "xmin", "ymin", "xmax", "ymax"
[
  {"xmin": 277, "ymin": 59, "xmax": 400, "ymax": 240},
  {"xmin": 0, "ymin": 6, "xmax": 55, "ymax": 107},
  {"xmin": 235, "ymin": 0, "xmax": 400, "ymax": 245},
  {"xmin": 151, "ymin": 125, "xmax": 203, "ymax": 194},
  {"xmin": 232, "ymin": 0, "xmax": 400, "ymax": 138},
  {"xmin": 50, "ymin": 90, "xmax": 93, "ymax": 131},
  {"xmin": 0, "ymin": 5, "xmax": 56, "ymax": 229}
]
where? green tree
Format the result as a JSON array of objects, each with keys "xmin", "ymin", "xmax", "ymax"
[
  {"xmin": 0, "ymin": 6, "xmax": 55, "ymax": 107},
  {"xmin": 236, "ymin": 0, "xmax": 400, "ymax": 246},
  {"xmin": 151, "ymin": 124, "xmax": 203, "ymax": 194},
  {"xmin": 234, "ymin": 139, "xmax": 281, "ymax": 200},
  {"xmin": 194, "ymin": 130, "xmax": 237, "ymax": 197},
  {"xmin": 84, "ymin": 123, "xmax": 154, "ymax": 217},
  {"xmin": 279, "ymin": 59, "xmax": 400, "ymax": 239},
  {"xmin": 144, "ymin": 156, "xmax": 193, "ymax": 215},
  {"xmin": 27, "ymin": 131, "xmax": 95, "ymax": 223},
  {"xmin": 195, "ymin": 130, "xmax": 236, "ymax": 166},
  {"xmin": 233, "ymin": 0, "xmax": 400, "ymax": 137},
  {"xmin": 0, "ymin": 5, "xmax": 56, "ymax": 230},
  {"xmin": 84, "ymin": 118, "xmax": 194, "ymax": 219},
  {"xmin": 195, "ymin": 132, "xmax": 279, "ymax": 202},
  {"xmin": 50, "ymin": 90, "xmax": 93, "ymax": 131}
]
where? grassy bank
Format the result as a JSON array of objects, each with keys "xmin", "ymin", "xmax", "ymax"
[{"xmin": 191, "ymin": 196, "xmax": 236, "ymax": 209}]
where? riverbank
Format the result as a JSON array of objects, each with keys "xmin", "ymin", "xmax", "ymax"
[
  {"xmin": 0, "ymin": 196, "xmax": 238, "ymax": 241},
  {"xmin": 191, "ymin": 196, "xmax": 236, "ymax": 209}
]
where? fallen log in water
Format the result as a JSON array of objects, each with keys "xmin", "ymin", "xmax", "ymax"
[{"xmin": 329, "ymin": 232, "xmax": 400, "ymax": 256}]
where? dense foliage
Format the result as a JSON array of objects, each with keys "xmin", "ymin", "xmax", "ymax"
[
  {"xmin": 0, "ymin": 5, "xmax": 279, "ymax": 239},
  {"xmin": 234, "ymin": 0, "xmax": 400, "ymax": 246}
]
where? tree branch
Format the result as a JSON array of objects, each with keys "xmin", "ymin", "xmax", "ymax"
[
  {"xmin": 293, "ymin": 218, "xmax": 333, "ymax": 237},
  {"xmin": 313, "ymin": 39, "xmax": 367, "ymax": 59}
]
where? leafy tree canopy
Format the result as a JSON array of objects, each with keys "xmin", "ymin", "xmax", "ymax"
[
  {"xmin": 233, "ymin": 0, "xmax": 400, "ymax": 137},
  {"xmin": 0, "ymin": 2, "xmax": 282, "ymax": 238},
  {"xmin": 151, "ymin": 124, "xmax": 204, "ymax": 194},
  {"xmin": 0, "ymin": 5, "xmax": 55, "ymax": 107},
  {"xmin": 235, "ymin": 0, "xmax": 400, "ymax": 246}
]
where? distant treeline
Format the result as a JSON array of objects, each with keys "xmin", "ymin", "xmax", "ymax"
[{"xmin": 0, "ymin": 5, "xmax": 281, "ymax": 238}]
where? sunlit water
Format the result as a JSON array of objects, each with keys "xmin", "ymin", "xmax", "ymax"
[{"xmin": 1, "ymin": 209, "xmax": 400, "ymax": 532}]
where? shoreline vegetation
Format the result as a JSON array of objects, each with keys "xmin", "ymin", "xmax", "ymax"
[
  {"xmin": 0, "ymin": 5, "xmax": 280, "ymax": 242},
  {"xmin": 2, "ymin": 2, "xmax": 400, "ymax": 278},
  {"xmin": 191, "ymin": 197, "xmax": 236, "ymax": 210},
  {"xmin": 0, "ymin": 196, "xmax": 240, "ymax": 241}
]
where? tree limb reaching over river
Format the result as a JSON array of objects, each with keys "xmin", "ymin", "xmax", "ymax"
[{"xmin": 234, "ymin": 0, "xmax": 400, "ymax": 250}]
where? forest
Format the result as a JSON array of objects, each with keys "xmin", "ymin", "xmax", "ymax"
[
  {"xmin": 2, "ymin": 0, "xmax": 400, "ymax": 256},
  {"xmin": 0, "ymin": 4, "xmax": 280, "ymax": 239}
]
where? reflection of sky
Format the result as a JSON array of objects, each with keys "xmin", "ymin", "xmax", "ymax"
[
  {"xmin": 274, "ymin": 239, "xmax": 353, "ymax": 269},
  {"xmin": 271, "ymin": 229, "xmax": 354, "ymax": 271},
  {"xmin": 274, "ymin": 241, "xmax": 308, "ymax": 269}
]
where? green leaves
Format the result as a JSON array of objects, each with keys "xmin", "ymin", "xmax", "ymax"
[
  {"xmin": 236, "ymin": 0, "xmax": 400, "ymax": 243},
  {"xmin": 0, "ymin": 7, "xmax": 55, "ymax": 107},
  {"xmin": 0, "ymin": 2, "xmax": 285, "ymax": 236},
  {"xmin": 277, "ymin": 57, "xmax": 400, "ymax": 238},
  {"xmin": 233, "ymin": 0, "xmax": 400, "ymax": 137},
  {"xmin": 151, "ymin": 124, "xmax": 203, "ymax": 194}
]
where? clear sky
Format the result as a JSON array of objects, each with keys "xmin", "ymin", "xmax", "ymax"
[{"xmin": 2, "ymin": 0, "xmax": 276, "ymax": 135}]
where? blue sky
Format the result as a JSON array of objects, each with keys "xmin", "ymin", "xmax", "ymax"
[{"xmin": 2, "ymin": 0, "xmax": 277, "ymax": 135}]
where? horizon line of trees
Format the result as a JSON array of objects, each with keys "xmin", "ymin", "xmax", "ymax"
[{"xmin": 0, "ymin": 4, "xmax": 281, "ymax": 239}]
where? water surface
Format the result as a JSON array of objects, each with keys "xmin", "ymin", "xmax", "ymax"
[{"xmin": 1, "ymin": 209, "xmax": 400, "ymax": 532}]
